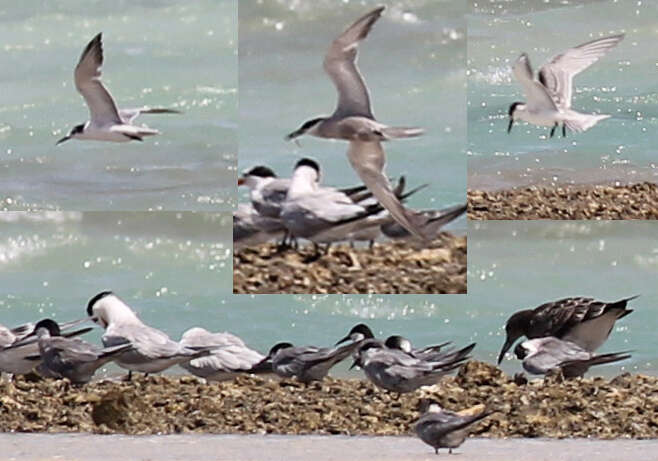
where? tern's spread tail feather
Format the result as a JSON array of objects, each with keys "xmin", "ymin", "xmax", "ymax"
[
  {"xmin": 380, "ymin": 126, "xmax": 425, "ymax": 139},
  {"xmin": 564, "ymin": 113, "xmax": 610, "ymax": 133}
]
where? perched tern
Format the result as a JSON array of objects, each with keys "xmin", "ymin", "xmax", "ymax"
[
  {"xmin": 384, "ymin": 335, "xmax": 452, "ymax": 363},
  {"xmin": 265, "ymin": 340, "xmax": 360, "ymax": 383},
  {"xmin": 279, "ymin": 158, "xmax": 384, "ymax": 242},
  {"xmin": 233, "ymin": 203, "xmax": 286, "ymax": 250},
  {"xmin": 31, "ymin": 319, "xmax": 133, "ymax": 385},
  {"xmin": 284, "ymin": 6, "xmax": 428, "ymax": 241},
  {"xmin": 380, "ymin": 204, "xmax": 467, "ymax": 240},
  {"xmin": 351, "ymin": 339, "xmax": 473, "ymax": 394},
  {"xmin": 498, "ymin": 295, "xmax": 637, "ymax": 364},
  {"xmin": 178, "ymin": 327, "xmax": 271, "ymax": 381},
  {"xmin": 0, "ymin": 319, "xmax": 92, "ymax": 376},
  {"xmin": 508, "ymin": 34, "xmax": 624, "ymax": 137},
  {"xmin": 514, "ymin": 337, "xmax": 631, "ymax": 378},
  {"xmin": 415, "ymin": 400, "xmax": 491, "ymax": 454},
  {"xmin": 87, "ymin": 291, "xmax": 210, "ymax": 379},
  {"xmin": 238, "ymin": 165, "xmax": 370, "ymax": 219},
  {"xmin": 57, "ymin": 33, "xmax": 180, "ymax": 145}
]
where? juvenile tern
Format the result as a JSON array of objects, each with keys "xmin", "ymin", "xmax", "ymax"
[
  {"xmin": 57, "ymin": 33, "xmax": 180, "ymax": 145},
  {"xmin": 415, "ymin": 400, "xmax": 491, "ymax": 454},
  {"xmin": 508, "ymin": 34, "xmax": 624, "ymax": 137},
  {"xmin": 87, "ymin": 291, "xmax": 210, "ymax": 379},
  {"xmin": 380, "ymin": 204, "xmax": 467, "ymax": 240},
  {"xmin": 178, "ymin": 327, "xmax": 271, "ymax": 381},
  {"xmin": 285, "ymin": 6, "xmax": 428, "ymax": 241},
  {"xmin": 265, "ymin": 340, "xmax": 359, "ymax": 383},
  {"xmin": 498, "ymin": 295, "xmax": 636, "ymax": 364},
  {"xmin": 514, "ymin": 337, "xmax": 631, "ymax": 378},
  {"xmin": 351, "ymin": 339, "xmax": 473, "ymax": 394},
  {"xmin": 0, "ymin": 320, "xmax": 93, "ymax": 376},
  {"xmin": 31, "ymin": 319, "xmax": 133, "ymax": 385}
]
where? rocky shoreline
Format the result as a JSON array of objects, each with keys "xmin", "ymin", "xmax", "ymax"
[
  {"xmin": 233, "ymin": 233, "xmax": 467, "ymax": 294},
  {"xmin": 468, "ymin": 182, "xmax": 658, "ymax": 220},
  {"xmin": 1, "ymin": 361, "xmax": 656, "ymax": 438}
]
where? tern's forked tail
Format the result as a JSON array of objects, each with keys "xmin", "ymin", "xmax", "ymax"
[{"xmin": 563, "ymin": 112, "xmax": 611, "ymax": 133}]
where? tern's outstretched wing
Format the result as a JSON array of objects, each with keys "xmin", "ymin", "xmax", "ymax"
[
  {"xmin": 512, "ymin": 53, "xmax": 558, "ymax": 112},
  {"xmin": 538, "ymin": 34, "xmax": 624, "ymax": 109},
  {"xmin": 346, "ymin": 140, "xmax": 428, "ymax": 241},
  {"xmin": 324, "ymin": 6, "xmax": 385, "ymax": 119},
  {"xmin": 74, "ymin": 33, "xmax": 122, "ymax": 125}
]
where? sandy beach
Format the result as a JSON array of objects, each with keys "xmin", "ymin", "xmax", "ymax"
[
  {"xmin": 2, "ymin": 434, "xmax": 658, "ymax": 461},
  {"xmin": 233, "ymin": 233, "xmax": 466, "ymax": 294},
  {"xmin": 467, "ymin": 183, "xmax": 658, "ymax": 220}
]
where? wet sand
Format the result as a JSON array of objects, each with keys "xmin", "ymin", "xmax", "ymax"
[
  {"xmin": 233, "ymin": 233, "xmax": 466, "ymax": 294},
  {"xmin": 468, "ymin": 182, "xmax": 658, "ymax": 220},
  {"xmin": 2, "ymin": 433, "xmax": 657, "ymax": 461}
]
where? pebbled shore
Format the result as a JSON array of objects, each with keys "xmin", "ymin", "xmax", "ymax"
[
  {"xmin": 0, "ymin": 361, "xmax": 656, "ymax": 438},
  {"xmin": 233, "ymin": 233, "xmax": 467, "ymax": 294},
  {"xmin": 467, "ymin": 182, "xmax": 658, "ymax": 220}
]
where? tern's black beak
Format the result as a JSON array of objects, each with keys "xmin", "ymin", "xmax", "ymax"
[
  {"xmin": 56, "ymin": 135, "xmax": 71, "ymax": 145},
  {"xmin": 497, "ymin": 337, "xmax": 514, "ymax": 364},
  {"xmin": 349, "ymin": 359, "xmax": 359, "ymax": 370},
  {"xmin": 507, "ymin": 118, "xmax": 514, "ymax": 134},
  {"xmin": 335, "ymin": 334, "xmax": 351, "ymax": 346}
]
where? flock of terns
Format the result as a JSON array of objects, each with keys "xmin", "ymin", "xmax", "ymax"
[{"xmin": 0, "ymin": 293, "xmax": 636, "ymax": 453}]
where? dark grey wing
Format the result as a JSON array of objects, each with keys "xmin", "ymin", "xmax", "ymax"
[
  {"xmin": 538, "ymin": 34, "xmax": 624, "ymax": 109},
  {"xmin": 324, "ymin": 6, "xmax": 385, "ymax": 119},
  {"xmin": 531, "ymin": 297, "xmax": 597, "ymax": 336},
  {"xmin": 347, "ymin": 141, "xmax": 428, "ymax": 241},
  {"xmin": 74, "ymin": 33, "xmax": 122, "ymax": 125},
  {"xmin": 417, "ymin": 410, "xmax": 488, "ymax": 436},
  {"xmin": 47, "ymin": 337, "xmax": 101, "ymax": 364}
]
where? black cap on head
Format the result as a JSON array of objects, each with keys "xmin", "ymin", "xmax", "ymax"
[
  {"xmin": 294, "ymin": 158, "xmax": 320, "ymax": 174},
  {"xmin": 508, "ymin": 102, "xmax": 523, "ymax": 117},
  {"xmin": 87, "ymin": 291, "xmax": 114, "ymax": 317},
  {"xmin": 34, "ymin": 319, "xmax": 61, "ymax": 337},
  {"xmin": 384, "ymin": 335, "xmax": 411, "ymax": 352},
  {"xmin": 268, "ymin": 342, "xmax": 294, "ymax": 357},
  {"xmin": 513, "ymin": 343, "xmax": 528, "ymax": 360},
  {"xmin": 245, "ymin": 166, "xmax": 276, "ymax": 178}
]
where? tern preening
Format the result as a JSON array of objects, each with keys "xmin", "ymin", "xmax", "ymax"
[
  {"xmin": 57, "ymin": 33, "xmax": 180, "ymax": 145},
  {"xmin": 514, "ymin": 337, "xmax": 631, "ymax": 378},
  {"xmin": 508, "ymin": 34, "xmax": 624, "ymax": 137},
  {"xmin": 87, "ymin": 291, "xmax": 210, "ymax": 379},
  {"xmin": 497, "ymin": 295, "xmax": 637, "ymax": 364},
  {"xmin": 285, "ymin": 6, "xmax": 429, "ymax": 241}
]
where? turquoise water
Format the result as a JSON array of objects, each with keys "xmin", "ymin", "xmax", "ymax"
[
  {"xmin": 0, "ymin": 0, "xmax": 236, "ymax": 210},
  {"xmin": 467, "ymin": 0, "xmax": 658, "ymax": 190},
  {"xmin": 2, "ymin": 214, "xmax": 655, "ymax": 378},
  {"xmin": 239, "ymin": 0, "xmax": 467, "ymax": 218}
]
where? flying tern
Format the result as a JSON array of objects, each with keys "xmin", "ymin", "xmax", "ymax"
[
  {"xmin": 57, "ymin": 33, "xmax": 180, "ymax": 145},
  {"xmin": 508, "ymin": 34, "xmax": 624, "ymax": 137},
  {"xmin": 284, "ymin": 7, "xmax": 428, "ymax": 241}
]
